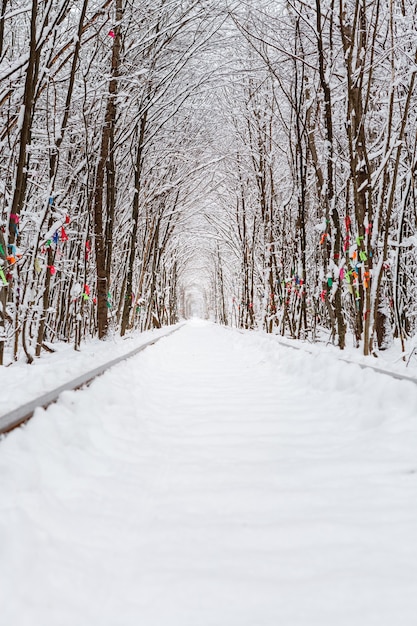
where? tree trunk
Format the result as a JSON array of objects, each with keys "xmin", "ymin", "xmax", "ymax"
[{"xmin": 92, "ymin": 0, "xmax": 123, "ymax": 339}]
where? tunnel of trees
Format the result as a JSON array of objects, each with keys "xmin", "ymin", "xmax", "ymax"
[{"xmin": 1, "ymin": 0, "xmax": 417, "ymax": 364}]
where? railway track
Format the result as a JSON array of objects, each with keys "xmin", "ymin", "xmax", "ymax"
[
  {"xmin": 0, "ymin": 324, "xmax": 184, "ymax": 436},
  {"xmin": 231, "ymin": 325, "xmax": 417, "ymax": 387},
  {"xmin": 2, "ymin": 323, "xmax": 416, "ymax": 437},
  {"xmin": 273, "ymin": 335, "xmax": 417, "ymax": 386}
]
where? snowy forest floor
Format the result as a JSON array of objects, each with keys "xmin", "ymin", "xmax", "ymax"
[{"xmin": 1, "ymin": 320, "xmax": 417, "ymax": 625}]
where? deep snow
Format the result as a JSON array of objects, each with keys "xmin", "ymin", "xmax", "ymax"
[{"xmin": 0, "ymin": 320, "xmax": 417, "ymax": 625}]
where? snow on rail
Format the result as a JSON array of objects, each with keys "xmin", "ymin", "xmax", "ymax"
[
  {"xmin": 230, "ymin": 327, "xmax": 417, "ymax": 387},
  {"xmin": 2, "ymin": 322, "xmax": 417, "ymax": 436},
  {"xmin": 272, "ymin": 336, "xmax": 417, "ymax": 386},
  {"xmin": 0, "ymin": 324, "xmax": 184, "ymax": 436},
  {"xmin": 1, "ymin": 321, "xmax": 416, "ymax": 624}
]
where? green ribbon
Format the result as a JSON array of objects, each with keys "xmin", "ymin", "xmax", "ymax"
[{"xmin": 0, "ymin": 268, "xmax": 8, "ymax": 286}]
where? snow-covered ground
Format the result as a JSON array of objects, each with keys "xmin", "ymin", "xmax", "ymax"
[
  {"xmin": 0, "ymin": 324, "xmax": 182, "ymax": 416},
  {"xmin": 262, "ymin": 328, "xmax": 417, "ymax": 381},
  {"xmin": 1, "ymin": 320, "xmax": 417, "ymax": 625}
]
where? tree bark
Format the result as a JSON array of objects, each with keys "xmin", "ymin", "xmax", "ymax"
[{"xmin": 92, "ymin": 0, "xmax": 123, "ymax": 339}]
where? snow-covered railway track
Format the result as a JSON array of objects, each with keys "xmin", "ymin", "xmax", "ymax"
[
  {"xmin": 1, "ymin": 321, "xmax": 416, "ymax": 624},
  {"xmin": 230, "ymin": 325, "xmax": 417, "ymax": 386},
  {"xmin": 2, "ymin": 323, "xmax": 416, "ymax": 437},
  {"xmin": 0, "ymin": 325, "xmax": 184, "ymax": 436},
  {"xmin": 272, "ymin": 335, "xmax": 417, "ymax": 386}
]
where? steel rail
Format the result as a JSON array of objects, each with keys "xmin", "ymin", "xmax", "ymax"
[
  {"xmin": 272, "ymin": 335, "xmax": 417, "ymax": 386},
  {"xmin": 0, "ymin": 324, "xmax": 184, "ymax": 436},
  {"xmin": 2, "ymin": 323, "xmax": 416, "ymax": 437},
  {"xmin": 229, "ymin": 325, "xmax": 417, "ymax": 386}
]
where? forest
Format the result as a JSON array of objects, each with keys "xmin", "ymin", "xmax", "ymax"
[{"xmin": 1, "ymin": 0, "xmax": 416, "ymax": 364}]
